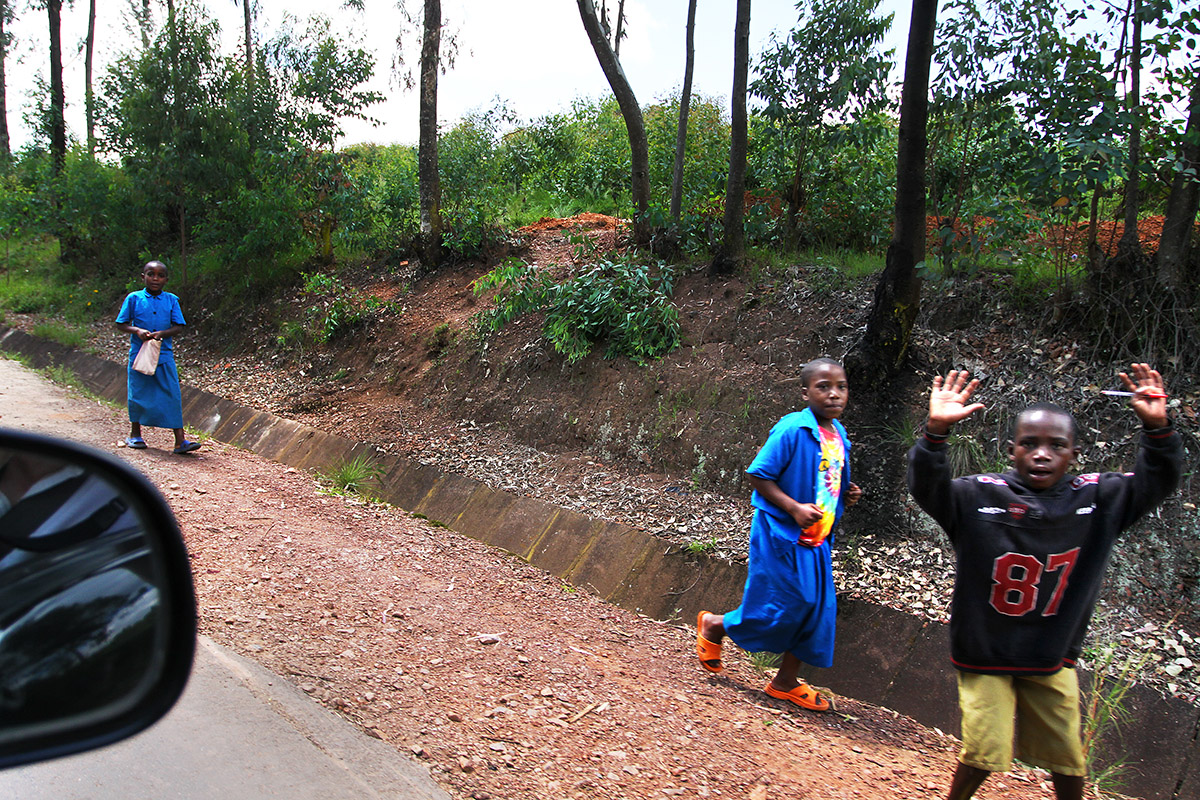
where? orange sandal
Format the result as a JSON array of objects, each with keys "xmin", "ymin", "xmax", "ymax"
[
  {"xmin": 695, "ymin": 611, "xmax": 723, "ymax": 673},
  {"xmin": 764, "ymin": 681, "xmax": 830, "ymax": 712}
]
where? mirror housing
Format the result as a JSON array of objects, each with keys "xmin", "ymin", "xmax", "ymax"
[{"xmin": 0, "ymin": 428, "xmax": 196, "ymax": 769}]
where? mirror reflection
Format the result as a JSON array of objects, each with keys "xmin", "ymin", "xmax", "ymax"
[{"xmin": 0, "ymin": 447, "xmax": 166, "ymax": 742}]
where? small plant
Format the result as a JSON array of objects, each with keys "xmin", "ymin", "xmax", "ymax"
[
  {"xmin": 276, "ymin": 320, "xmax": 309, "ymax": 354},
  {"xmin": 1081, "ymin": 645, "xmax": 1155, "ymax": 793},
  {"xmin": 426, "ymin": 322, "xmax": 458, "ymax": 358},
  {"xmin": 690, "ymin": 446, "xmax": 709, "ymax": 490},
  {"xmin": 947, "ymin": 432, "xmax": 1005, "ymax": 475},
  {"xmin": 749, "ymin": 651, "xmax": 782, "ymax": 675},
  {"xmin": 684, "ymin": 535, "xmax": 719, "ymax": 555},
  {"xmin": 318, "ymin": 453, "xmax": 384, "ymax": 499}
]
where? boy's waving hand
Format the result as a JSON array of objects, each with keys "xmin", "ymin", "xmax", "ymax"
[
  {"xmin": 927, "ymin": 370, "xmax": 985, "ymax": 436},
  {"xmin": 1118, "ymin": 363, "xmax": 1170, "ymax": 429}
]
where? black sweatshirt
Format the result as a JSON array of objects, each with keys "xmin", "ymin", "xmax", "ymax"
[{"xmin": 907, "ymin": 424, "xmax": 1182, "ymax": 674}]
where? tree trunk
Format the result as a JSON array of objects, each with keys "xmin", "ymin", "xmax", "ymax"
[
  {"xmin": 669, "ymin": 0, "xmax": 698, "ymax": 230},
  {"xmin": 0, "ymin": 1, "xmax": 10, "ymax": 162},
  {"xmin": 85, "ymin": 0, "xmax": 96, "ymax": 157},
  {"xmin": 242, "ymin": 0, "xmax": 253, "ymax": 82},
  {"xmin": 710, "ymin": 0, "xmax": 750, "ymax": 275},
  {"xmin": 613, "ymin": 0, "xmax": 625, "ymax": 59},
  {"xmin": 47, "ymin": 0, "xmax": 66, "ymax": 175},
  {"xmin": 1155, "ymin": 69, "xmax": 1200, "ymax": 289},
  {"xmin": 418, "ymin": 0, "xmax": 443, "ymax": 267},
  {"xmin": 577, "ymin": 0, "xmax": 651, "ymax": 246},
  {"xmin": 847, "ymin": 0, "xmax": 936, "ymax": 383},
  {"xmin": 1116, "ymin": 0, "xmax": 1143, "ymax": 263},
  {"xmin": 138, "ymin": 0, "xmax": 151, "ymax": 48}
]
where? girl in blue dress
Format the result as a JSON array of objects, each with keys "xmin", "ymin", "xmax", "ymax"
[
  {"xmin": 695, "ymin": 358, "xmax": 860, "ymax": 711},
  {"xmin": 115, "ymin": 261, "xmax": 201, "ymax": 455}
]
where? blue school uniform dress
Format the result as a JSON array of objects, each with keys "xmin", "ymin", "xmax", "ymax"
[
  {"xmin": 723, "ymin": 408, "xmax": 850, "ymax": 668},
  {"xmin": 116, "ymin": 289, "xmax": 186, "ymax": 429}
]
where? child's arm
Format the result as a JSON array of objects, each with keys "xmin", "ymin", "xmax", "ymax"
[
  {"xmin": 925, "ymin": 370, "xmax": 985, "ymax": 435},
  {"xmin": 149, "ymin": 324, "xmax": 185, "ymax": 341},
  {"xmin": 1107, "ymin": 364, "xmax": 1183, "ymax": 529},
  {"xmin": 115, "ymin": 322, "xmax": 154, "ymax": 341},
  {"xmin": 908, "ymin": 371, "xmax": 982, "ymax": 534},
  {"xmin": 746, "ymin": 474, "xmax": 823, "ymax": 529},
  {"xmin": 1119, "ymin": 362, "xmax": 1169, "ymax": 429}
]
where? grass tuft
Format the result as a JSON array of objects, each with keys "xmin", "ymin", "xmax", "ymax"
[{"xmin": 318, "ymin": 453, "xmax": 385, "ymax": 499}]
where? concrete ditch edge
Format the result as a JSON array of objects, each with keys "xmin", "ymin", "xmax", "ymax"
[{"xmin": 2, "ymin": 326, "xmax": 1194, "ymax": 799}]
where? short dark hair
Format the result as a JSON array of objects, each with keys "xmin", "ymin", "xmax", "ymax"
[
  {"xmin": 800, "ymin": 357, "xmax": 842, "ymax": 388},
  {"xmin": 143, "ymin": 260, "xmax": 167, "ymax": 274},
  {"xmin": 1014, "ymin": 402, "xmax": 1078, "ymax": 443}
]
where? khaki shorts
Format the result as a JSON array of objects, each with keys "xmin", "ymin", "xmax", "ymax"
[{"xmin": 957, "ymin": 669, "xmax": 1086, "ymax": 777}]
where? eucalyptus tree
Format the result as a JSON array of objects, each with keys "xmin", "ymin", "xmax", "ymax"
[
  {"xmin": 352, "ymin": 0, "xmax": 458, "ymax": 267},
  {"xmin": 577, "ymin": 0, "xmax": 650, "ymax": 245},
  {"xmin": 750, "ymin": 0, "xmax": 893, "ymax": 250},
  {"xmin": 85, "ymin": 0, "xmax": 97, "ymax": 155},
  {"xmin": 233, "ymin": 0, "xmax": 253, "ymax": 82},
  {"xmin": 417, "ymin": 0, "xmax": 442, "ymax": 264},
  {"xmin": 0, "ymin": 0, "xmax": 14, "ymax": 161},
  {"xmin": 1115, "ymin": 0, "xmax": 1146, "ymax": 264},
  {"xmin": 33, "ymin": 0, "xmax": 68, "ymax": 175},
  {"xmin": 710, "ymin": 0, "xmax": 750, "ymax": 274},
  {"xmin": 668, "ymin": 0, "xmax": 698, "ymax": 233},
  {"xmin": 1155, "ymin": 63, "xmax": 1200, "ymax": 288},
  {"xmin": 849, "ymin": 0, "xmax": 937, "ymax": 382}
]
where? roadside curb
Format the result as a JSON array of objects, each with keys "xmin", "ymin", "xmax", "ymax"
[{"xmin": 2, "ymin": 326, "xmax": 1196, "ymax": 799}]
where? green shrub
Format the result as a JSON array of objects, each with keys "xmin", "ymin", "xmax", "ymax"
[
  {"xmin": 301, "ymin": 271, "xmax": 397, "ymax": 343},
  {"xmin": 474, "ymin": 256, "xmax": 680, "ymax": 365}
]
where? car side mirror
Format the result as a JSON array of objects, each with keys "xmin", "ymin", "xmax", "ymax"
[{"xmin": 0, "ymin": 428, "xmax": 196, "ymax": 769}]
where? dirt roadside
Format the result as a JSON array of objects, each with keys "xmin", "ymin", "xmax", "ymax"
[{"xmin": 0, "ymin": 356, "xmax": 1074, "ymax": 800}]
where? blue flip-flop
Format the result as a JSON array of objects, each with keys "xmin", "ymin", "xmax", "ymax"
[
  {"xmin": 125, "ymin": 437, "xmax": 147, "ymax": 449},
  {"xmin": 172, "ymin": 440, "xmax": 202, "ymax": 455}
]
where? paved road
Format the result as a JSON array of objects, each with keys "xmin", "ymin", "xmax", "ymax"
[{"xmin": 0, "ymin": 357, "xmax": 450, "ymax": 799}]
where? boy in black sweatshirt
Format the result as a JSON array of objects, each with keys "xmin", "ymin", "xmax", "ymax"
[{"xmin": 907, "ymin": 365, "xmax": 1182, "ymax": 800}]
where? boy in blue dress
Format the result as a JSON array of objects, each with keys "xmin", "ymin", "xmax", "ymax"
[
  {"xmin": 696, "ymin": 357, "xmax": 861, "ymax": 711},
  {"xmin": 115, "ymin": 261, "xmax": 201, "ymax": 455},
  {"xmin": 908, "ymin": 366, "xmax": 1182, "ymax": 800}
]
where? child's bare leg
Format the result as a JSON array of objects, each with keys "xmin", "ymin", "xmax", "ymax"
[
  {"xmin": 172, "ymin": 428, "xmax": 186, "ymax": 448},
  {"xmin": 130, "ymin": 422, "xmax": 142, "ymax": 437},
  {"xmin": 698, "ymin": 612, "xmax": 725, "ymax": 643},
  {"xmin": 769, "ymin": 651, "xmax": 803, "ymax": 692},
  {"xmin": 947, "ymin": 763, "xmax": 989, "ymax": 800},
  {"xmin": 1050, "ymin": 773, "xmax": 1083, "ymax": 800}
]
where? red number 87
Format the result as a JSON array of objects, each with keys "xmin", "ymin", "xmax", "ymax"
[{"xmin": 989, "ymin": 548, "xmax": 1081, "ymax": 617}]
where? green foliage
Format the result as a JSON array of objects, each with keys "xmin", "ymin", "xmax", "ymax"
[
  {"xmin": 265, "ymin": 15, "xmax": 384, "ymax": 150},
  {"xmin": 474, "ymin": 257, "xmax": 680, "ymax": 366},
  {"xmin": 750, "ymin": 0, "xmax": 894, "ymax": 250},
  {"xmin": 31, "ymin": 321, "xmax": 87, "ymax": 348},
  {"xmin": 341, "ymin": 143, "xmax": 420, "ymax": 255},
  {"xmin": 301, "ymin": 271, "xmax": 397, "ymax": 343},
  {"xmin": 318, "ymin": 452, "xmax": 384, "ymax": 499}
]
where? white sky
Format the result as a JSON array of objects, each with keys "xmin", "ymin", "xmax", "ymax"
[{"xmin": 5, "ymin": 0, "xmax": 911, "ymax": 151}]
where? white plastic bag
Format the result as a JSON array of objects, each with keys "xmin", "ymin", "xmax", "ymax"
[{"xmin": 132, "ymin": 338, "xmax": 161, "ymax": 376}]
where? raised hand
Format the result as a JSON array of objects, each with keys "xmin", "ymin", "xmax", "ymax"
[
  {"xmin": 1118, "ymin": 363, "xmax": 1169, "ymax": 429},
  {"xmin": 927, "ymin": 370, "xmax": 985, "ymax": 436}
]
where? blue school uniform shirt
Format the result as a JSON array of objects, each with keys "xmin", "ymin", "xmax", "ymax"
[
  {"xmin": 116, "ymin": 290, "xmax": 186, "ymax": 355},
  {"xmin": 746, "ymin": 407, "xmax": 851, "ymax": 545}
]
